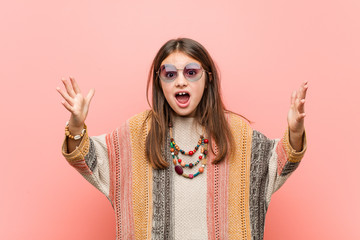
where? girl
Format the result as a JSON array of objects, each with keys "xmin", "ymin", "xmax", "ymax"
[{"xmin": 57, "ymin": 38, "xmax": 307, "ymax": 240}]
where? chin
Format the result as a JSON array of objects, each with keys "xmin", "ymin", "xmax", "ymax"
[{"xmin": 172, "ymin": 108, "xmax": 196, "ymax": 117}]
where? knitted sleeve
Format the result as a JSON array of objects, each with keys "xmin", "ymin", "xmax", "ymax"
[
  {"xmin": 266, "ymin": 128, "xmax": 306, "ymax": 206},
  {"xmin": 250, "ymin": 128, "xmax": 307, "ymax": 208},
  {"xmin": 61, "ymin": 131, "xmax": 111, "ymax": 204}
]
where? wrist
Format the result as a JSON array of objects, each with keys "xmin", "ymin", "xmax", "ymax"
[
  {"xmin": 288, "ymin": 128, "xmax": 305, "ymax": 152},
  {"xmin": 288, "ymin": 126, "xmax": 305, "ymax": 137},
  {"xmin": 65, "ymin": 121, "xmax": 87, "ymax": 140},
  {"xmin": 68, "ymin": 125, "xmax": 84, "ymax": 135}
]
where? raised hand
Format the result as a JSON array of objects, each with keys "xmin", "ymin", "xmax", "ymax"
[
  {"xmin": 287, "ymin": 81, "xmax": 308, "ymax": 151},
  {"xmin": 56, "ymin": 77, "xmax": 95, "ymax": 129}
]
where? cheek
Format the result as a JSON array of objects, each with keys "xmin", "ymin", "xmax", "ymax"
[
  {"xmin": 197, "ymin": 80, "xmax": 206, "ymax": 98},
  {"xmin": 160, "ymin": 83, "xmax": 171, "ymax": 99}
]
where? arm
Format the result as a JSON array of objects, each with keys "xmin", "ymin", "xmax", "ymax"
[
  {"xmin": 61, "ymin": 131, "xmax": 111, "ymax": 203},
  {"xmin": 287, "ymin": 81, "xmax": 308, "ymax": 151},
  {"xmin": 56, "ymin": 76, "xmax": 95, "ymax": 153},
  {"xmin": 57, "ymin": 77, "xmax": 112, "ymax": 204},
  {"xmin": 264, "ymin": 82, "xmax": 309, "ymax": 206}
]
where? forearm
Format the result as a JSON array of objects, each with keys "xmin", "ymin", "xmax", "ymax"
[{"xmin": 289, "ymin": 129, "xmax": 305, "ymax": 152}]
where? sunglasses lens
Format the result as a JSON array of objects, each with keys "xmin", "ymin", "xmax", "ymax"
[
  {"xmin": 160, "ymin": 64, "xmax": 178, "ymax": 81},
  {"xmin": 184, "ymin": 63, "xmax": 202, "ymax": 81},
  {"xmin": 158, "ymin": 63, "xmax": 204, "ymax": 82}
]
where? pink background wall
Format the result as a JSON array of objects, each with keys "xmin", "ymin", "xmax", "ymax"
[{"xmin": 1, "ymin": 0, "xmax": 359, "ymax": 239}]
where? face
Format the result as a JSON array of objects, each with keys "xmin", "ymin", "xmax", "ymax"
[{"xmin": 159, "ymin": 51, "xmax": 206, "ymax": 117}]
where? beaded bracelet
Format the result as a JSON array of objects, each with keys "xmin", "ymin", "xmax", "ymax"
[{"xmin": 65, "ymin": 121, "xmax": 87, "ymax": 140}]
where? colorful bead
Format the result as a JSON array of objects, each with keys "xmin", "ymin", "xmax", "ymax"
[
  {"xmin": 169, "ymin": 121, "xmax": 209, "ymax": 180},
  {"xmin": 175, "ymin": 166, "xmax": 183, "ymax": 175}
]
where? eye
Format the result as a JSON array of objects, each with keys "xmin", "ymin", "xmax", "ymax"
[
  {"xmin": 187, "ymin": 70, "xmax": 197, "ymax": 76},
  {"xmin": 185, "ymin": 69, "xmax": 200, "ymax": 78},
  {"xmin": 165, "ymin": 72, "xmax": 176, "ymax": 78}
]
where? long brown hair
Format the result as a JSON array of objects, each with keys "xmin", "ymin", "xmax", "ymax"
[{"xmin": 145, "ymin": 38, "xmax": 235, "ymax": 169}]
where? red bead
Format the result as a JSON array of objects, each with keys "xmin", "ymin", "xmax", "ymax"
[
  {"xmin": 189, "ymin": 174, "xmax": 194, "ymax": 179},
  {"xmin": 189, "ymin": 163, "xmax": 193, "ymax": 168},
  {"xmin": 199, "ymin": 156, "xmax": 202, "ymax": 159},
  {"xmin": 189, "ymin": 151, "xmax": 194, "ymax": 155},
  {"xmin": 178, "ymin": 159, "xmax": 182, "ymax": 163},
  {"xmin": 175, "ymin": 166, "xmax": 183, "ymax": 175},
  {"xmin": 204, "ymin": 139, "xmax": 209, "ymax": 143}
]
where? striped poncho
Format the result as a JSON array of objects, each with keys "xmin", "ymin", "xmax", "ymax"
[{"xmin": 62, "ymin": 110, "xmax": 306, "ymax": 240}]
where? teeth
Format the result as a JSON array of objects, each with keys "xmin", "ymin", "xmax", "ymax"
[{"xmin": 178, "ymin": 92, "xmax": 187, "ymax": 95}]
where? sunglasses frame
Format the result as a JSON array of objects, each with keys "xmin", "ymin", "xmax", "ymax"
[{"xmin": 156, "ymin": 62, "xmax": 211, "ymax": 83}]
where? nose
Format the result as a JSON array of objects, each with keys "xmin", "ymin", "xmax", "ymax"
[{"xmin": 174, "ymin": 70, "xmax": 188, "ymax": 87}]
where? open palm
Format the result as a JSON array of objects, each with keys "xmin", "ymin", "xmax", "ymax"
[
  {"xmin": 287, "ymin": 82, "xmax": 308, "ymax": 135},
  {"xmin": 56, "ymin": 77, "xmax": 95, "ymax": 128}
]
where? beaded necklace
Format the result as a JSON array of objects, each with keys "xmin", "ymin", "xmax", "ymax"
[{"xmin": 169, "ymin": 121, "xmax": 208, "ymax": 179}]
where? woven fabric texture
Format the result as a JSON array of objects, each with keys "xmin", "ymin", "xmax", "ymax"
[{"xmin": 61, "ymin": 111, "xmax": 307, "ymax": 240}]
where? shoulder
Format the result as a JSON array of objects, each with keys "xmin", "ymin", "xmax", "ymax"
[
  {"xmin": 125, "ymin": 110, "xmax": 152, "ymax": 137},
  {"xmin": 128, "ymin": 109, "xmax": 151, "ymax": 124},
  {"xmin": 225, "ymin": 111, "xmax": 252, "ymax": 131},
  {"xmin": 110, "ymin": 110, "xmax": 151, "ymax": 135},
  {"xmin": 225, "ymin": 111, "xmax": 276, "ymax": 144}
]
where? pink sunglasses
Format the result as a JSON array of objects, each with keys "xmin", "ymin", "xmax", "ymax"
[{"xmin": 157, "ymin": 63, "xmax": 209, "ymax": 82}]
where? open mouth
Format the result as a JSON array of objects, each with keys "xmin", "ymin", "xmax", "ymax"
[{"xmin": 175, "ymin": 92, "xmax": 190, "ymax": 104}]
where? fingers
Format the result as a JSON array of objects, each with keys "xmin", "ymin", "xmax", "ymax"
[
  {"xmin": 290, "ymin": 90, "xmax": 296, "ymax": 106},
  {"xmin": 70, "ymin": 76, "xmax": 82, "ymax": 94},
  {"xmin": 56, "ymin": 86, "xmax": 74, "ymax": 107},
  {"xmin": 61, "ymin": 99, "xmax": 73, "ymax": 112},
  {"xmin": 296, "ymin": 112, "xmax": 306, "ymax": 122},
  {"xmin": 297, "ymin": 81, "xmax": 308, "ymax": 100},
  {"xmin": 290, "ymin": 82, "xmax": 308, "ymax": 123},
  {"xmin": 86, "ymin": 88, "xmax": 95, "ymax": 103},
  {"xmin": 296, "ymin": 97, "xmax": 306, "ymax": 114},
  {"xmin": 61, "ymin": 77, "xmax": 76, "ymax": 98}
]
